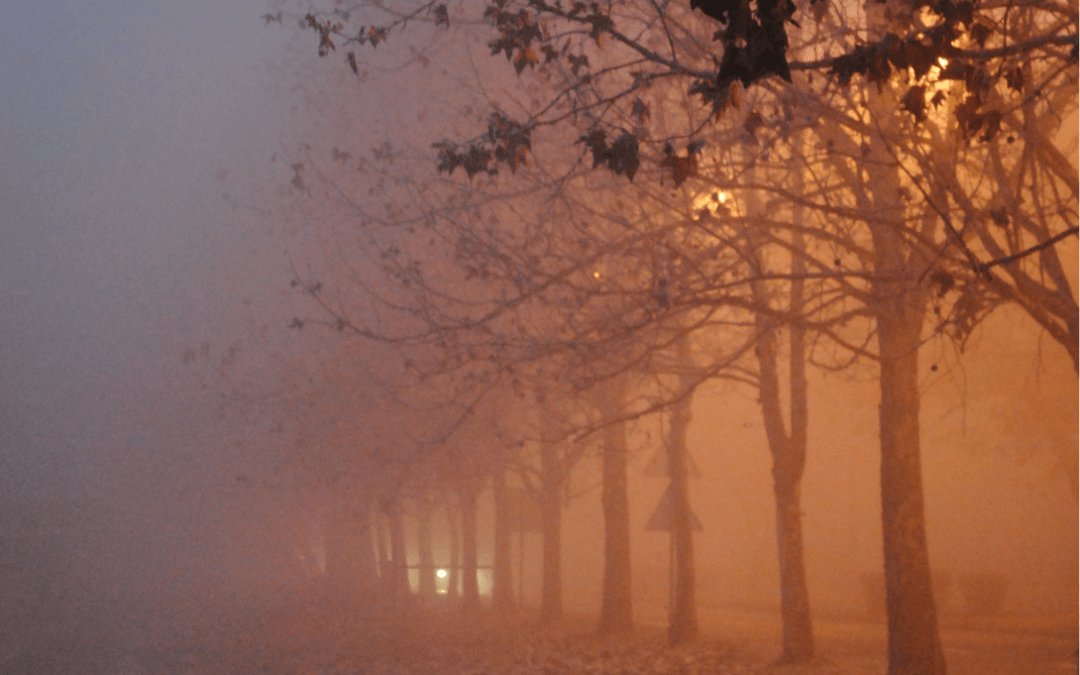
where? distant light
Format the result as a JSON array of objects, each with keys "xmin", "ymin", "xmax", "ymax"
[
  {"xmin": 436, "ymin": 568, "xmax": 448, "ymax": 579},
  {"xmin": 938, "ymin": 57, "xmax": 948, "ymax": 67},
  {"xmin": 692, "ymin": 191, "xmax": 729, "ymax": 218},
  {"xmin": 593, "ymin": 271, "xmax": 601, "ymax": 278}
]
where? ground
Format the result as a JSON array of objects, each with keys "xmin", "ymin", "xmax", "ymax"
[{"xmin": 3, "ymin": 595, "xmax": 1075, "ymax": 675}]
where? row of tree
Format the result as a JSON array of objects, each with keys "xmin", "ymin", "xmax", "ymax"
[{"xmin": 261, "ymin": 0, "xmax": 1077, "ymax": 673}]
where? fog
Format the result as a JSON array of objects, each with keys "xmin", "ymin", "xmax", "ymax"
[
  {"xmin": 0, "ymin": 2, "xmax": 1076, "ymax": 674},
  {"xmin": 1, "ymin": 0, "xmax": 310, "ymax": 661}
]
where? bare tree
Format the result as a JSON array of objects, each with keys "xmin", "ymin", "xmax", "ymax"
[{"xmin": 273, "ymin": 1, "xmax": 1076, "ymax": 672}]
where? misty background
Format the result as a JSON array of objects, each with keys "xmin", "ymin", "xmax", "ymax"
[
  {"xmin": 0, "ymin": 0, "xmax": 311, "ymax": 652},
  {"xmin": 0, "ymin": 0, "xmax": 1076, "ymax": 668}
]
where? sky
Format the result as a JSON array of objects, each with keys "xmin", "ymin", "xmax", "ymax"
[
  {"xmin": 0, "ymin": 0, "xmax": 316, "ymax": 645},
  {"xmin": 1, "ymin": 0, "xmax": 290, "ymax": 491}
]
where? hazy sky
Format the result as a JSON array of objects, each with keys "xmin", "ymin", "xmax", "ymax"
[{"xmin": 0, "ymin": 0, "xmax": 302, "ymax": 501}]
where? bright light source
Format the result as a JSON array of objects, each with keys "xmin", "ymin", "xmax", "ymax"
[
  {"xmin": 436, "ymin": 568, "xmax": 448, "ymax": 579},
  {"xmin": 938, "ymin": 57, "xmax": 948, "ymax": 67},
  {"xmin": 692, "ymin": 191, "xmax": 730, "ymax": 219},
  {"xmin": 593, "ymin": 271, "xmax": 601, "ymax": 278}
]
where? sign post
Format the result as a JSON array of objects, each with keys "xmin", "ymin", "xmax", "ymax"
[{"xmin": 645, "ymin": 460, "xmax": 702, "ymax": 623}]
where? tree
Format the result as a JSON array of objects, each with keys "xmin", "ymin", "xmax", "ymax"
[
  {"xmin": 595, "ymin": 375, "xmax": 633, "ymax": 634},
  {"xmin": 664, "ymin": 339, "xmax": 699, "ymax": 646},
  {"xmin": 746, "ymin": 173, "xmax": 814, "ymax": 662},
  {"xmin": 276, "ymin": 1, "xmax": 1077, "ymax": 672}
]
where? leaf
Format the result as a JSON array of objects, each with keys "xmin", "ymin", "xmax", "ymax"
[
  {"xmin": 955, "ymin": 94, "xmax": 983, "ymax": 138},
  {"xmin": 743, "ymin": 110, "xmax": 764, "ymax": 139},
  {"xmin": 979, "ymin": 109, "xmax": 1002, "ymax": 141},
  {"xmin": 585, "ymin": 5, "xmax": 614, "ymax": 42},
  {"xmin": 901, "ymin": 85, "xmax": 927, "ymax": 123},
  {"xmin": 660, "ymin": 145, "xmax": 698, "ymax": 187},
  {"xmin": 969, "ymin": 16, "xmax": 994, "ymax": 47},
  {"xmin": 608, "ymin": 131, "xmax": 639, "ymax": 180},
  {"xmin": 930, "ymin": 90, "xmax": 946, "ymax": 109},
  {"xmin": 346, "ymin": 52, "xmax": 358, "ymax": 75},
  {"xmin": 689, "ymin": 79, "xmax": 736, "ymax": 118},
  {"xmin": 829, "ymin": 51, "xmax": 860, "ymax": 87},
  {"xmin": 579, "ymin": 128, "xmax": 608, "ymax": 168},
  {"xmin": 433, "ymin": 4, "xmax": 450, "ymax": 26},
  {"xmin": 1005, "ymin": 67, "xmax": 1024, "ymax": 93},
  {"xmin": 568, "ymin": 53, "xmax": 589, "ymax": 75},
  {"xmin": 882, "ymin": 33, "xmax": 906, "ymax": 70},
  {"xmin": 905, "ymin": 40, "xmax": 936, "ymax": 79},
  {"xmin": 929, "ymin": 268, "xmax": 955, "ymax": 296},
  {"xmin": 689, "ymin": 0, "xmax": 742, "ymax": 25},
  {"xmin": 367, "ymin": 26, "xmax": 387, "ymax": 47},
  {"xmin": 514, "ymin": 48, "xmax": 538, "ymax": 74},
  {"xmin": 988, "ymin": 207, "xmax": 1010, "ymax": 226},
  {"xmin": 577, "ymin": 128, "xmax": 638, "ymax": 180}
]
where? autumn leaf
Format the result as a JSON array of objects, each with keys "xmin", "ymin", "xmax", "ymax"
[
  {"xmin": 980, "ymin": 110, "xmax": 1002, "ymax": 141},
  {"xmin": 579, "ymin": 128, "xmax": 608, "ymax": 168},
  {"xmin": 433, "ymin": 3, "xmax": 449, "ymax": 26},
  {"xmin": 568, "ymin": 53, "xmax": 589, "ymax": 75},
  {"xmin": 743, "ymin": 110, "xmax": 764, "ymax": 140},
  {"xmin": 367, "ymin": 26, "xmax": 387, "ymax": 47},
  {"xmin": 969, "ymin": 16, "xmax": 994, "ymax": 47},
  {"xmin": 578, "ymin": 128, "xmax": 639, "ymax": 180},
  {"xmin": 660, "ymin": 142, "xmax": 698, "ymax": 187},
  {"xmin": 514, "ymin": 47, "xmax": 538, "ymax": 74},
  {"xmin": 902, "ymin": 85, "xmax": 927, "ymax": 123},
  {"xmin": 608, "ymin": 132, "xmax": 639, "ymax": 180},
  {"xmin": 1005, "ymin": 67, "xmax": 1024, "ymax": 92}
]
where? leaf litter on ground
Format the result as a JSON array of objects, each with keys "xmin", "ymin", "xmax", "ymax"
[{"xmin": 155, "ymin": 597, "xmax": 887, "ymax": 675}]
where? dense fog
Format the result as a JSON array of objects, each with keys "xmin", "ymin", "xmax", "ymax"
[{"xmin": 0, "ymin": 1, "xmax": 1076, "ymax": 675}]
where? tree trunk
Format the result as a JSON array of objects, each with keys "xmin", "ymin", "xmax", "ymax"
[
  {"xmin": 447, "ymin": 495, "xmax": 461, "ymax": 600},
  {"xmin": 598, "ymin": 378, "xmax": 632, "ymax": 633},
  {"xmin": 666, "ymin": 371, "xmax": 697, "ymax": 646},
  {"xmin": 748, "ymin": 166, "xmax": 816, "ymax": 663},
  {"xmin": 862, "ymin": 68, "xmax": 944, "ymax": 671},
  {"xmin": 540, "ymin": 437, "xmax": 563, "ymax": 623},
  {"xmin": 417, "ymin": 494, "xmax": 436, "ymax": 601},
  {"xmin": 372, "ymin": 508, "xmax": 389, "ymax": 600},
  {"xmin": 492, "ymin": 470, "xmax": 515, "ymax": 611},
  {"xmin": 353, "ymin": 502, "xmax": 379, "ymax": 599},
  {"xmin": 461, "ymin": 484, "xmax": 480, "ymax": 610},
  {"xmin": 755, "ymin": 323, "xmax": 815, "ymax": 662},
  {"xmin": 877, "ymin": 286, "xmax": 945, "ymax": 675},
  {"xmin": 385, "ymin": 499, "xmax": 410, "ymax": 606}
]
